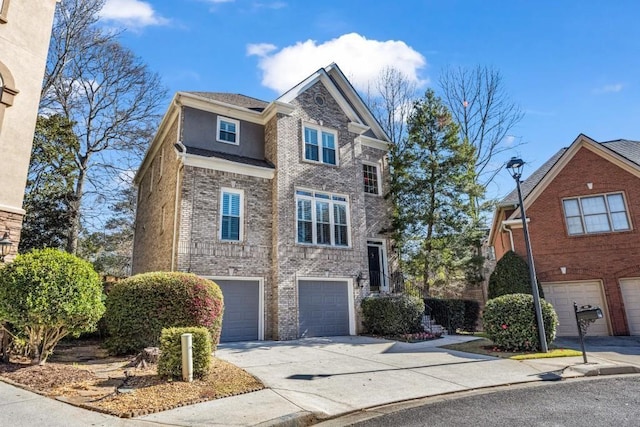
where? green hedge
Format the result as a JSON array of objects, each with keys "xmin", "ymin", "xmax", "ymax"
[
  {"xmin": 483, "ymin": 293, "xmax": 558, "ymax": 352},
  {"xmin": 424, "ymin": 298, "xmax": 480, "ymax": 332},
  {"xmin": 104, "ymin": 272, "xmax": 223, "ymax": 354},
  {"xmin": 361, "ymin": 294, "xmax": 424, "ymax": 336},
  {"xmin": 158, "ymin": 327, "xmax": 212, "ymax": 379}
]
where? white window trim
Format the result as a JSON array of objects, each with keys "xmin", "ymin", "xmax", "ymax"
[
  {"xmin": 219, "ymin": 187, "xmax": 244, "ymax": 242},
  {"xmin": 217, "ymin": 116, "xmax": 240, "ymax": 145},
  {"xmin": 295, "ymin": 188, "xmax": 351, "ymax": 248},
  {"xmin": 362, "ymin": 161, "xmax": 382, "ymax": 196},
  {"xmin": 158, "ymin": 146, "xmax": 164, "ymax": 181},
  {"xmin": 148, "ymin": 160, "xmax": 154, "ymax": 194},
  {"xmin": 302, "ymin": 122, "xmax": 339, "ymax": 166},
  {"xmin": 562, "ymin": 191, "xmax": 632, "ymax": 236}
]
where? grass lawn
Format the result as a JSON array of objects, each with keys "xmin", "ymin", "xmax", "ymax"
[{"xmin": 441, "ymin": 337, "xmax": 583, "ymax": 360}]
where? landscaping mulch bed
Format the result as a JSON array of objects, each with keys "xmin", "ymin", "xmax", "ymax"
[{"xmin": 0, "ymin": 340, "xmax": 264, "ymax": 418}]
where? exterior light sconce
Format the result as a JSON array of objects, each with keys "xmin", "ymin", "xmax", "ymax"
[
  {"xmin": 355, "ymin": 271, "xmax": 364, "ymax": 287},
  {"xmin": 560, "ymin": 267, "xmax": 567, "ymax": 275},
  {"xmin": 0, "ymin": 231, "xmax": 12, "ymax": 262},
  {"xmin": 587, "ymin": 182, "xmax": 593, "ymax": 190}
]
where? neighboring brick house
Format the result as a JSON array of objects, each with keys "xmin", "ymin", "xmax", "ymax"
[
  {"xmin": 488, "ymin": 134, "xmax": 640, "ymax": 336},
  {"xmin": 132, "ymin": 64, "xmax": 397, "ymax": 342}
]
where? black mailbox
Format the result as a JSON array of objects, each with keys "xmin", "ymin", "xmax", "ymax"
[{"xmin": 576, "ymin": 305, "xmax": 603, "ymax": 321}]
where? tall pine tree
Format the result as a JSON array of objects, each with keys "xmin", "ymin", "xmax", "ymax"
[{"xmin": 391, "ymin": 89, "xmax": 481, "ymax": 296}]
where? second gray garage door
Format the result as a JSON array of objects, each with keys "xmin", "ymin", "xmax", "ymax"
[
  {"xmin": 216, "ymin": 279, "xmax": 260, "ymax": 342},
  {"xmin": 298, "ymin": 280, "xmax": 350, "ymax": 338}
]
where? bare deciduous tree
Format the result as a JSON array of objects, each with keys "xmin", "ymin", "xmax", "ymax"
[
  {"xmin": 439, "ymin": 65, "xmax": 524, "ymax": 213},
  {"xmin": 39, "ymin": 0, "xmax": 166, "ymax": 254}
]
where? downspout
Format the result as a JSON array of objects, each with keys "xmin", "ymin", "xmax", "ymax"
[
  {"xmin": 501, "ymin": 222, "xmax": 515, "ymax": 251},
  {"xmin": 171, "ymin": 100, "xmax": 185, "ymax": 271}
]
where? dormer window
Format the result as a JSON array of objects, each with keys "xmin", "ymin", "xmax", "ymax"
[
  {"xmin": 217, "ymin": 116, "xmax": 239, "ymax": 145},
  {"xmin": 303, "ymin": 124, "xmax": 337, "ymax": 165}
]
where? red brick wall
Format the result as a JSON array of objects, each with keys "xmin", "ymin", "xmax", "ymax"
[{"xmin": 505, "ymin": 146, "xmax": 640, "ymax": 335}]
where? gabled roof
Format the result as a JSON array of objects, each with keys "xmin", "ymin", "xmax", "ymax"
[
  {"xmin": 489, "ymin": 134, "xmax": 640, "ymax": 246},
  {"xmin": 185, "ymin": 92, "xmax": 269, "ymax": 111}
]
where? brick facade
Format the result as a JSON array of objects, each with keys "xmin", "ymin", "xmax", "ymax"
[
  {"xmin": 133, "ymin": 67, "xmax": 395, "ymax": 340},
  {"xmin": 494, "ymin": 145, "xmax": 640, "ymax": 335}
]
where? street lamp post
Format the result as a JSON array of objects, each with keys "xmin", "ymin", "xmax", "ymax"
[{"xmin": 506, "ymin": 157, "xmax": 548, "ymax": 353}]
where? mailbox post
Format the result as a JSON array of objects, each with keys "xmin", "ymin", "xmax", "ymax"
[{"xmin": 573, "ymin": 302, "xmax": 603, "ymax": 363}]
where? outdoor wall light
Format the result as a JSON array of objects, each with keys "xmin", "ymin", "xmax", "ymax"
[
  {"xmin": 0, "ymin": 231, "xmax": 12, "ymax": 262},
  {"xmin": 506, "ymin": 157, "xmax": 548, "ymax": 353},
  {"xmin": 355, "ymin": 271, "xmax": 364, "ymax": 287}
]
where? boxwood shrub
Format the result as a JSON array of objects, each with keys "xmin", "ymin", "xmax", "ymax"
[
  {"xmin": 104, "ymin": 272, "xmax": 223, "ymax": 354},
  {"xmin": 361, "ymin": 294, "xmax": 424, "ymax": 336},
  {"xmin": 158, "ymin": 327, "xmax": 212, "ymax": 379},
  {"xmin": 483, "ymin": 293, "xmax": 558, "ymax": 352}
]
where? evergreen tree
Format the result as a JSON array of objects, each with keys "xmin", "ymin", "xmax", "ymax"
[{"xmin": 391, "ymin": 89, "xmax": 482, "ymax": 296}]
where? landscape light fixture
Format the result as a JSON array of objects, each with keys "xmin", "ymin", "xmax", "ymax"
[
  {"xmin": 0, "ymin": 231, "xmax": 11, "ymax": 262},
  {"xmin": 506, "ymin": 157, "xmax": 548, "ymax": 353}
]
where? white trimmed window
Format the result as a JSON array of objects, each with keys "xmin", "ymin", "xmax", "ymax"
[
  {"xmin": 563, "ymin": 192, "xmax": 630, "ymax": 235},
  {"xmin": 296, "ymin": 189, "xmax": 349, "ymax": 246},
  {"xmin": 363, "ymin": 163, "xmax": 381, "ymax": 195},
  {"xmin": 217, "ymin": 116, "xmax": 239, "ymax": 145},
  {"xmin": 303, "ymin": 124, "xmax": 337, "ymax": 165},
  {"xmin": 220, "ymin": 188, "xmax": 244, "ymax": 241}
]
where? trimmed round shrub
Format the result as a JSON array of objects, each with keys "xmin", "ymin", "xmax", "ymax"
[
  {"xmin": 483, "ymin": 293, "xmax": 558, "ymax": 352},
  {"xmin": 488, "ymin": 250, "xmax": 544, "ymax": 299},
  {"xmin": 0, "ymin": 248, "xmax": 104, "ymax": 364},
  {"xmin": 158, "ymin": 327, "xmax": 212, "ymax": 379},
  {"xmin": 362, "ymin": 294, "xmax": 424, "ymax": 336},
  {"xmin": 105, "ymin": 272, "xmax": 223, "ymax": 354}
]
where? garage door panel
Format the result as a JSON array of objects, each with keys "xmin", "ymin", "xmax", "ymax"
[
  {"xmin": 541, "ymin": 281, "xmax": 610, "ymax": 336},
  {"xmin": 216, "ymin": 280, "xmax": 260, "ymax": 342},
  {"xmin": 620, "ymin": 278, "xmax": 640, "ymax": 335},
  {"xmin": 299, "ymin": 280, "xmax": 350, "ymax": 338}
]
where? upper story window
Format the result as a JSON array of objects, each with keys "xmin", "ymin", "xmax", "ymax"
[
  {"xmin": 296, "ymin": 189, "xmax": 349, "ymax": 247},
  {"xmin": 562, "ymin": 192, "xmax": 631, "ymax": 235},
  {"xmin": 363, "ymin": 163, "xmax": 381, "ymax": 195},
  {"xmin": 217, "ymin": 116, "xmax": 239, "ymax": 145},
  {"xmin": 303, "ymin": 124, "xmax": 337, "ymax": 165},
  {"xmin": 220, "ymin": 188, "xmax": 243, "ymax": 241}
]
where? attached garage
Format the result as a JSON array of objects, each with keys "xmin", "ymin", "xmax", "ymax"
[
  {"xmin": 298, "ymin": 279, "xmax": 353, "ymax": 338},
  {"xmin": 620, "ymin": 278, "xmax": 640, "ymax": 335},
  {"xmin": 214, "ymin": 278, "xmax": 263, "ymax": 342},
  {"xmin": 541, "ymin": 280, "xmax": 610, "ymax": 336}
]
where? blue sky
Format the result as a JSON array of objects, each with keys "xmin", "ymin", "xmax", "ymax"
[{"xmin": 99, "ymin": 0, "xmax": 640, "ymax": 197}]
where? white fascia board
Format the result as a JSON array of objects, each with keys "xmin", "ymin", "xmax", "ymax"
[
  {"xmin": 262, "ymin": 100, "xmax": 295, "ymax": 121},
  {"xmin": 182, "ymin": 153, "xmax": 275, "ymax": 179},
  {"xmin": 177, "ymin": 92, "xmax": 264, "ymax": 125},
  {"xmin": 0, "ymin": 203, "xmax": 26, "ymax": 215},
  {"xmin": 357, "ymin": 134, "xmax": 391, "ymax": 151},
  {"xmin": 134, "ymin": 97, "xmax": 180, "ymax": 185},
  {"xmin": 502, "ymin": 218, "xmax": 529, "ymax": 228},
  {"xmin": 348, "ymin": 122, "xmax": 369, "ymax": 135}
]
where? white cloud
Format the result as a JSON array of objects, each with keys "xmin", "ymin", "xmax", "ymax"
[
  {"xmin": 247, "ymin": 43, "xmax": 277, "ymax": 57},
  {"xmin": 247, "ymin": 33, "xmax": 427, "ymax": 93},
  {"xmin": 593, "ymin": 83, "xmax": 623, "ymax": 94},
  {"xmin": 100, "ymin": 0, "xmax": 168, "ymax": 28}
]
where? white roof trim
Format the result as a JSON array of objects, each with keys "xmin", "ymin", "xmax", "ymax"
[
  {"xmin": 358, "ymin": 135, "xmax": 390, "ymax": 151},
  {"xmin": 348, "ymin": 122, "xmax": 369, "ymax": 135},
  {"xmin": 182, "ymin": 153, "xmax": 275, "ymax": 179},
  {"xmin": 507, "ymin": 134, "xmax": 640, "ymax": 221}
]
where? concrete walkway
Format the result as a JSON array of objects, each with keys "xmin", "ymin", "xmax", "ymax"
[{"xmin": 1, "ymin": 335, "xmax": 638, "ymax": 427}]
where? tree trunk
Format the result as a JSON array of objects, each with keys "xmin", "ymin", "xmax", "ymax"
[
  {"xmin": 0, "ymin": 323, "xmax": 10, "ymax": 363},
  {"xmin": 67, "ymin": 161, "xmax": 87, "ymax": 254}
]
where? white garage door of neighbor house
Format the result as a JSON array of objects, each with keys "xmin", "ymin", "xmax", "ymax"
[
  {"xmin": 620, "ymin": 278, "xmax": 640, "ymax": 336},
  {"xmin": 541, "ymin": 281, "xmax": 610, "ymax": 336}
]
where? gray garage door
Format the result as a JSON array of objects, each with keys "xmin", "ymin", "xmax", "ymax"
[
  {"xmin": 298, "ymin": 280, "xmax": 350, "ymax": 338},
  {"xmin": 216, "ymin": 279, "xmax": 260, "ymax": 342}
]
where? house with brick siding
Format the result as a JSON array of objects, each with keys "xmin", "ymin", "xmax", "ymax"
[
  {"xmin": 488, "ymin": 134, "xmax": 640, "ymax": 337},
  {"xmin": 132, "ymin": 64, "xmax": 397, "ymax": 342}
]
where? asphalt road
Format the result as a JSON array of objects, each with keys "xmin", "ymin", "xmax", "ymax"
[{"xmin": 350, "ymin": 376, "xmax": 640, "ymax": 427}]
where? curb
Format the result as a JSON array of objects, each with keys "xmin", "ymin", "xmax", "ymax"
[
  {"xmin": 256, "ymin": 411, "xmax": 317, "ymax": 427},
  {"xmin": 568, "ymin": 364, "xmax": 640, "ymax": 376}
]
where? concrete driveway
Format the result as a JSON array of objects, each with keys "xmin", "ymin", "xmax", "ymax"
[{"xmin": 553, "ymin": 336, "xmax": 640, "ymax": 367}]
